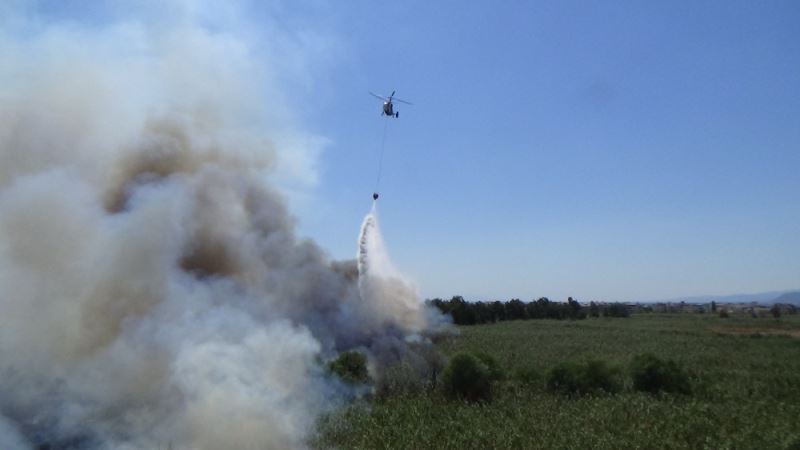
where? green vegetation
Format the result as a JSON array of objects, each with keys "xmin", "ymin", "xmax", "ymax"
[
  {"xmin": 427, "ymin": 296, "xmax": 632, "ymax": 325},
  {"xmin": 513, "ymin": 365, "xmax": 541, "ymax": 386},
  {"xmin": 630, "ymin": 353, "xmax": 691, "ymax": 395},
  {"xmin": 546, "ymin": 359, "xmax": 621, "ymax": 396},
  {"xmin": 441, "ymin": 353, "xmax": 493, "ymax": 402},
  {"xmin": 328, "ymin": 351, "xmax": 369, "ymax": 384},
  {"xmin": 772, "ymin": 304, "xmax": 783, "ymax": 320},
  {"xmin": 313, "ymin": 314, "xmax": 800, "ymax": 449},
  {"xmin": 474, "ymin": 351, "xmax": 505, "ymax": 382}
]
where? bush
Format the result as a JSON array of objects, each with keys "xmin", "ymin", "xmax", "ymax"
[
  {"xmin": 475, "ymin": 352, "xmax": 505, "ymax": 381},
  {"xmin": 328, "ymin": 351, "xmax": 369, "ymax": 384},
  {"xmin": 441, "ymin": 353, "xmax": 492, "ymax": 402},
  {"xmin": 719, "ymin": 309, "xmax": 729, "ymax": 318},
  {"xmin": 546, "ymin": 360, "xmax": 621, "ymax": 395},
  {"xmin": 630, "ymin": 353, "xmax": 691, "ymax": 395},
  {"xmin": 376, "ymin": 361, "xmax": 425, "ymax": 398},
  {"xmin": 546, "ymin": 363, "xmax": 581, "ymax": 394},
  {"xmin": 581, "ymin": 360, "xmax": 622, "ymax": 394}
]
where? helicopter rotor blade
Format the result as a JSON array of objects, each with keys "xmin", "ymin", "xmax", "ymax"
[
  {"xmin": 369, "ymin": 91, "xmax": 388, "ymax": 101},
  {"xmin": 393, "ymin": 98, "xmax": 413, "ymax": 105}
]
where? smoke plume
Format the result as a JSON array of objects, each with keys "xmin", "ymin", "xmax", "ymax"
[{"xmin": 0, "ymin": 4, "xmax": 443, "ymax": 449}]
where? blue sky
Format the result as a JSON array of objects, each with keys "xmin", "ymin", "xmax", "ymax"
[{"xmin": 22, "ymin": 1, "xmax": 800, "ymax": 301}]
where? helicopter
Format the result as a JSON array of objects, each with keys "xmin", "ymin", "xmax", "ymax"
[{"xmin": 369, "ymin": 90, "xmax": 412, "ymax": 118}]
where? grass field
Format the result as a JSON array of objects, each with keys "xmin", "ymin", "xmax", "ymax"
[{"xmin": 312, "ymin": 313, "xmax": 800, "ymax": 449}]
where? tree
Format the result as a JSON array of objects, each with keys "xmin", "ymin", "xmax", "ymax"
[
  {"xmin": 472, "ymin": 301, "xmax": 493, "ymax": 324},
  {"xmin": 448, "ymin": 296, "xmax": 476, "ymax": 325},
  {"xmin": 603, "ymin": 303, "xmax": 630, "ymax": 318},
  {"xmin": 526, "ymin": 297, "xmax": 548, "ymax": 319},
  {"xmin": 567, "ymin": 297, "xmax": 582, "ymax": 319},
  {"xmin": 490, "ymin": 301, "xmax": 506, "ymax": 322},
  {"xmin": 589, "ymin": 301, "xmax": 600, "ymax": 318},
  {"xmin": 771, "ymin": 304, "xmax": 782, "ymax": 320},
  {"xmin": 506, "ymin": 299, "xmax": 527, "ymax": 321},
  {"xmin": 710, "ymin": 301, "xmax": 717, "ymax": 312}
]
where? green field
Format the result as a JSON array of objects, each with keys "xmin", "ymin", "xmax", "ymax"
[{"xmin": 313, "ymin": 314, "xmax": 800, "ymax": 449}]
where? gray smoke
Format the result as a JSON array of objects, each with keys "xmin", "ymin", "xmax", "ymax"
[{"xmin": 0, "ymin": 4, "xmax": 444, "ymax": 449}]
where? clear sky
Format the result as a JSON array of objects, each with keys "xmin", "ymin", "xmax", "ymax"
[{"xmin": 18, "ymin": 1, "xmax": 800, "ymax": 301}]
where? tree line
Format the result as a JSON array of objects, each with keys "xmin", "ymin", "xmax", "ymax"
[{"xmin": 426, "ymin": 296, "xmax": 630, "ymax": 325}]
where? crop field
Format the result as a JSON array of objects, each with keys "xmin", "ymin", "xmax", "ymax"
[{"xmin": 312, "ymin": 314, "xmax": 800, "ymax": 449}]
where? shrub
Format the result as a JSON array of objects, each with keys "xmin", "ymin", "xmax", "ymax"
[
  {"xmin": 581, "ymin": 360, "xmax": 622, "ymax": 394},
  {"xmin": 328, "ymin": 351, "xmax": 369, "ymax": 384},
  {"xmin": 374, "ymin": 346, "xmax": 446, "ymax": 398},
  {"xmin": 630, "ymin": 353, "xmax": 691, "ymax": 395},
  {"xmin": 441, "ymin": 353, "xmax": 492, "ymax": 402},
  {"xmin": 719, "ymin": 309, "xmax": 729, "ymax": 318},
  {"xmin": 376, "ymin": 361, "xmax": 425, "ymax": 398},
  {"xmin": 475, "ymin": 352, "xmax": 505, "ymax": 381},
  {"xmin": 546, "ymin": 363, "xmax": 581, "ymax": 394},
  {"xmin": 546, "ymin": 360, "xmax": 621, "ymax": 395}
]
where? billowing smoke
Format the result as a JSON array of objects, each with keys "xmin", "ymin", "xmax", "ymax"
[{"xmin": 0, "ymin": 4, "xmax": 444, "ymax": 449}]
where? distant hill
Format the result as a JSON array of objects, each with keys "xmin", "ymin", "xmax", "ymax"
[
  {"xmin": 647, "ymin": 290, "xmax": 800, "ymax": 305},
  {"xmin": 771, "ymin": 291, "xmax": 800, "ymax": 305}
]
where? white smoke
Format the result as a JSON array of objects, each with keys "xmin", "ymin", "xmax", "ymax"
[{"xmin": 0, "ymin": 3, "xmax": 442, "ymax": 449}]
